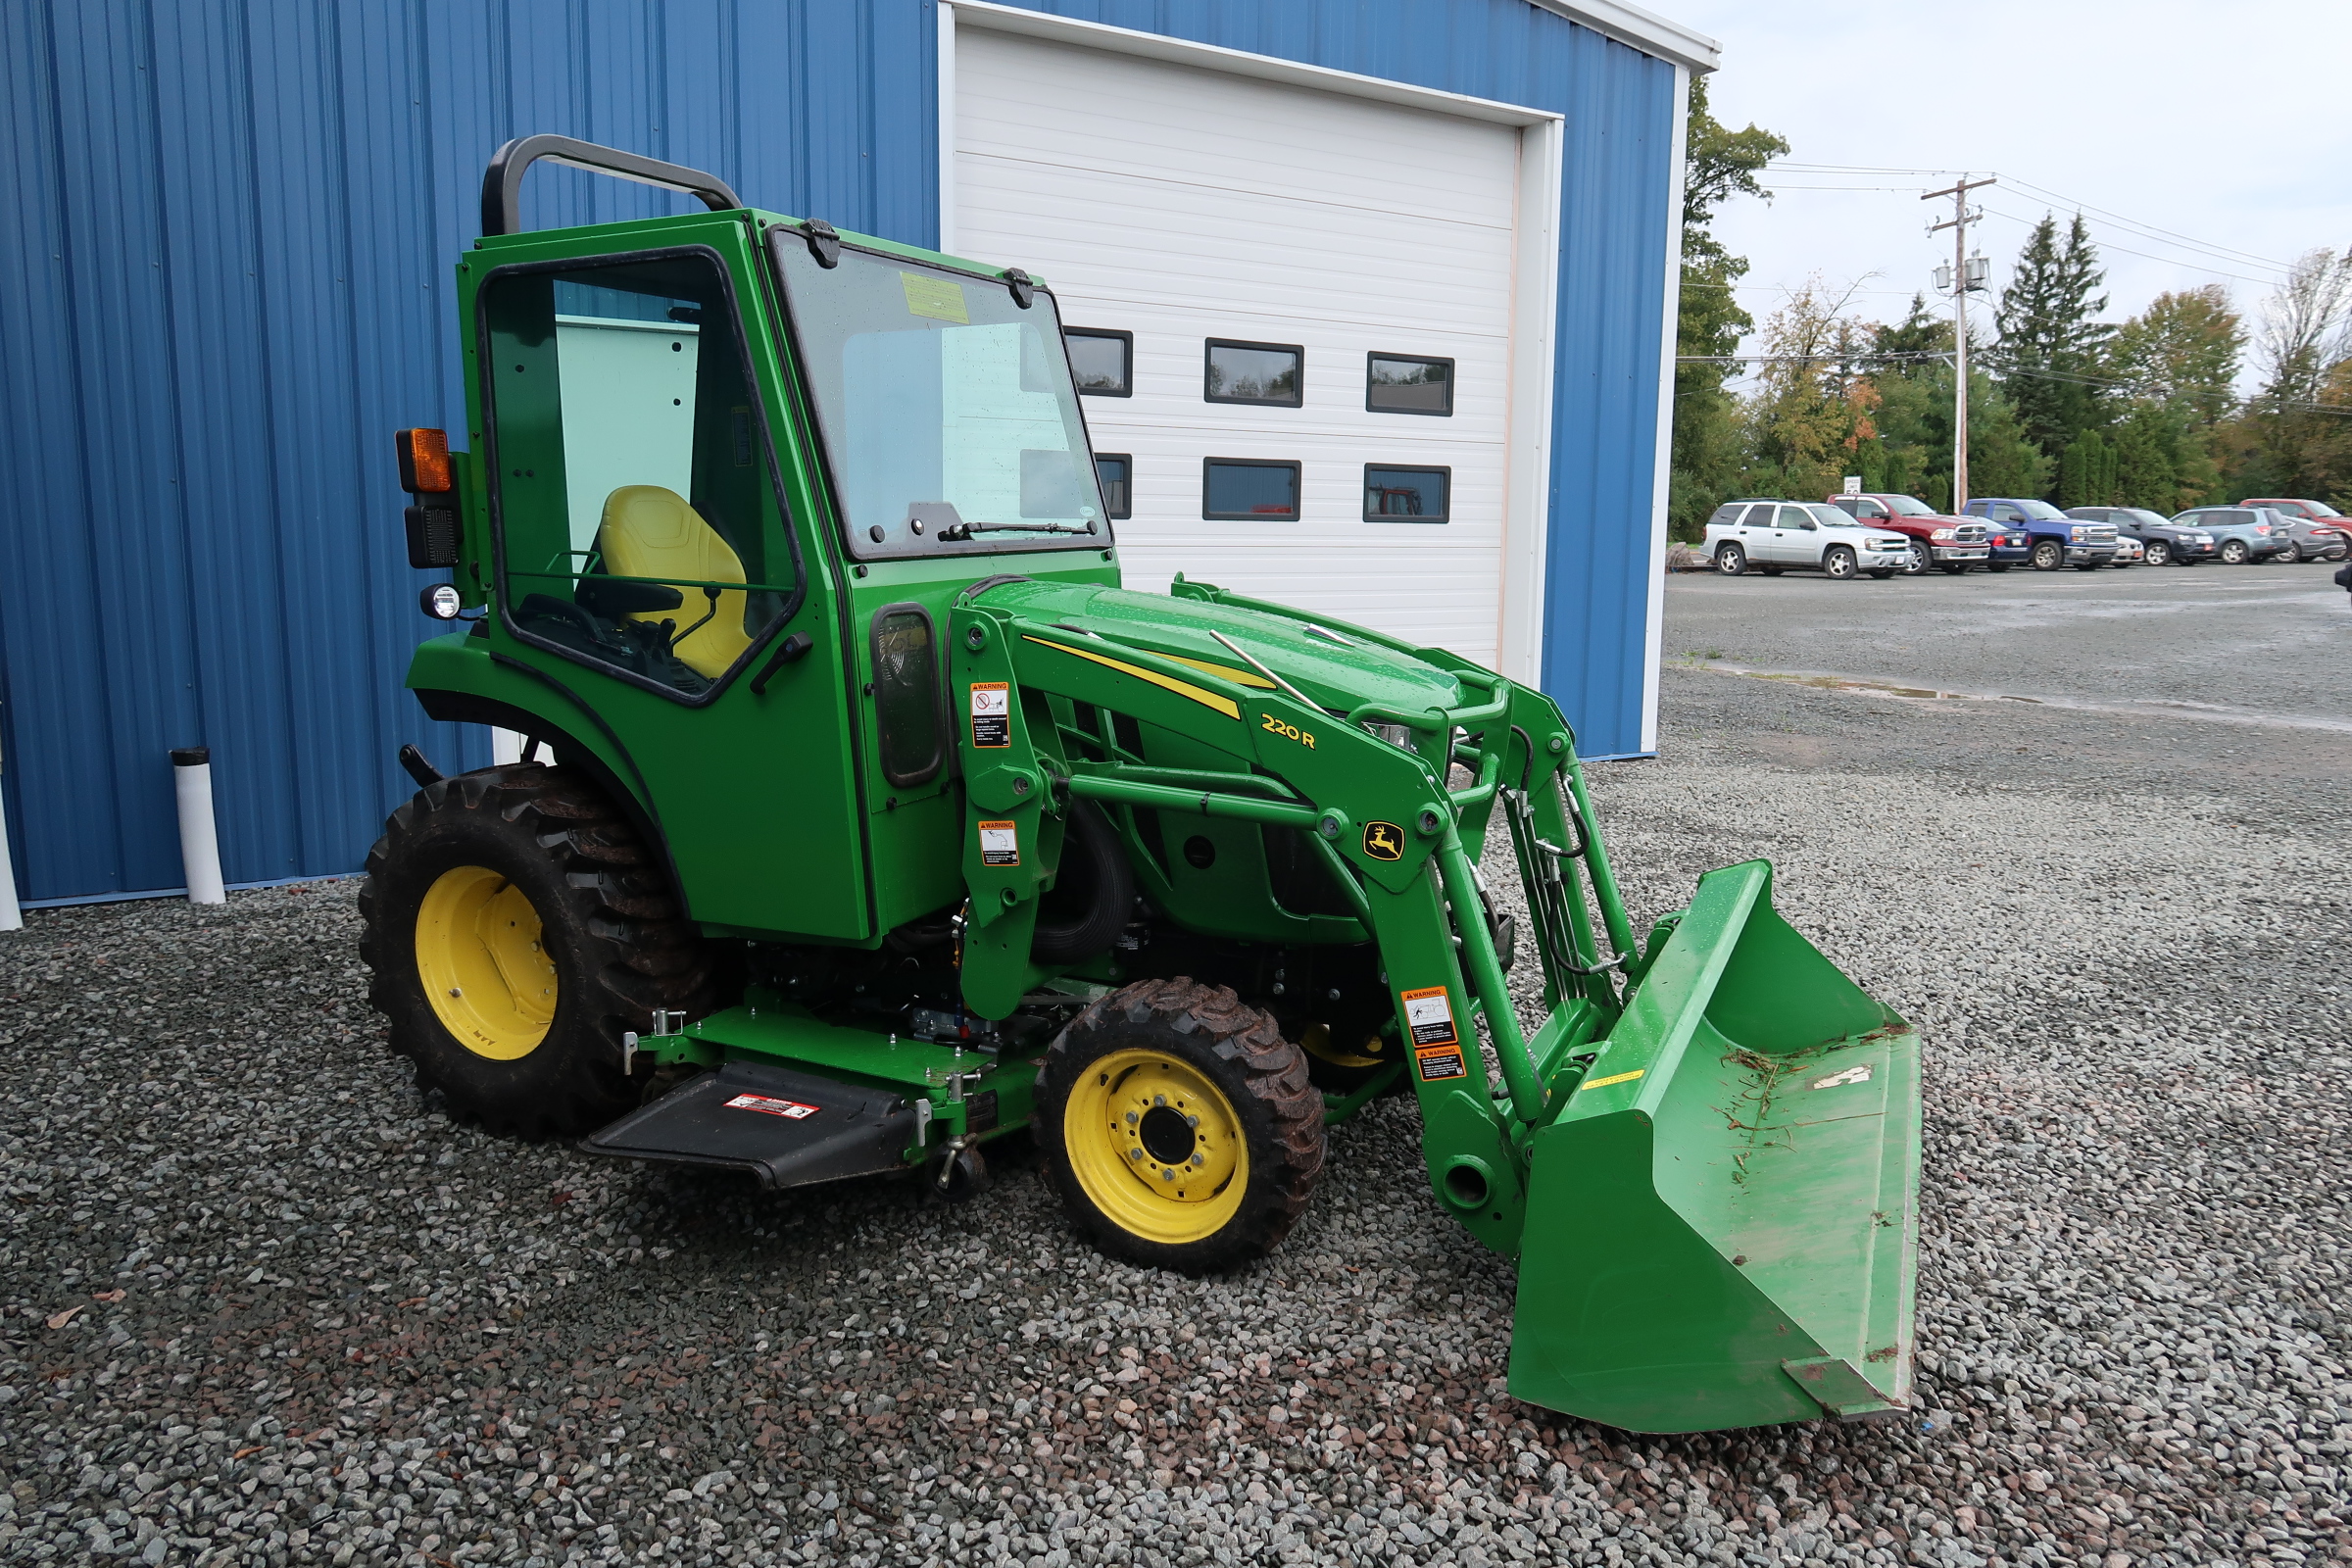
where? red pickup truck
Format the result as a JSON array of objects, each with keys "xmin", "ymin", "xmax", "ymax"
[{"xmin": 1825, "ymin": 493, "xmax": 1996, "ymax": 574}]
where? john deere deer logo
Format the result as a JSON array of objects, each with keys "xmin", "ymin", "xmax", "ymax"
[{"xmin": 1362, "ymin": 821, "xmax": 1404, "ymax": 861}]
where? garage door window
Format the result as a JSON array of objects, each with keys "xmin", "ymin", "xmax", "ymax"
[
  {"xmin": 1366, "ymin": 354, "xmax": 1453, "ymax": 416},
  {"xmin": 1094, "ymin": 454, "xmax": 1133, "ymax": 519},
  {"xmin": 1203, "ymin": 459, "xmax": 1299, "ymax": 520},
  {"xmin": 1205, "ymin": 340, "xmax": 1301, "ymax": 407},
  {"xmin": 1064, "ymin": 329, "xmax": 1132, "ymax": 396},
  {"xmin": 1364, "ymin": 465, "xmax": 1449, "ymax": 522}
]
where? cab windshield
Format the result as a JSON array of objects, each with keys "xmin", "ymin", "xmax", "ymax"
[
  {"xmin": 2013, "ymin": 500, "xmax": 2069, "ymax": 521},
  {"xmin": 769, "ymin": 231, "xmax": 1106, "ymax": 560},
  {"xmin": 1880, "ymin": 495, "xmax": 1937, "ymax": 516}
]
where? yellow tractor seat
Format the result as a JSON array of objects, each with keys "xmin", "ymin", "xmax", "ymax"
[{"xmin": 593, "ymin": 485, "xmax": 753, "ymax": 679}]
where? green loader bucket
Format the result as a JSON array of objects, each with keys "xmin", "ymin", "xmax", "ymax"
[{"xmin": 1509, "ymin": 860, "xmax": 1921, "ymax": 1434}]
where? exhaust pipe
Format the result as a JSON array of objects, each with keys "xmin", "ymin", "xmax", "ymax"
[{"xmin": 170, "ymin": 748, "xmax": 226, "ymax": 906}]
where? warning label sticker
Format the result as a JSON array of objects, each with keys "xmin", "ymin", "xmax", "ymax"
[
  {"xmin": 724, "ymin": 1093, "xmax": 819, "ymax": 1120},
  {"xmin": 969, "ymin": 682, "xmax": 1010, "ymax": 748},
  {"xmin": 1414, "ymin": 1047, "xmax": 1468, "ymax": 1082},
  {"xmin": 978, "ymin": 819, "xmax": 1020, "ymax": 867},
  {"xmin": 1399, "ymin": 986, "xmax": 1458, "ymax": 1049}
]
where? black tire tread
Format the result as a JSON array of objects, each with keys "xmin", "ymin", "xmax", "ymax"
[
  {"xmin": 1039, "ymin": 976, "xmax": 1324, "ymax": 1272},
  {"xmin": 358, "ymin": 762, "xmax": 716, "ymax": 1139}
]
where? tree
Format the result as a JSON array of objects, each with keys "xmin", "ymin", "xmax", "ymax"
[
  {"xmin": 1667, "ymin": 78, "xmax": 1787, "ymax": 539},
  {"xmin": 2057, "ymin": 429, "xmax": 2118, "ymax": 509},
  {"xmin": 2232, "ymin": 248, "xmax": 2352, "ymax": 499},
  {"xmin": 1994, "ymin": 214, "xmax": 2112, "ymax": 466},
  {"xmin": 2108, "ymin": 286, "xmax": 2243, "ymax": 426}
]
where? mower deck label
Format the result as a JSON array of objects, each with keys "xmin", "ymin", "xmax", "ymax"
[
  {"xmin": 723, "ymin": 1093, "xmax": 819, "ymax": 1120},
  {"xmin": 969, "ymin": 682, "xmax": 1010, "ymax": 748},
  {"xmin": 978, "ymin": 820, "xmax": 1020, "ymax": 867}
]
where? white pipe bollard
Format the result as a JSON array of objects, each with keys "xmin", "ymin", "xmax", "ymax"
[
  {"xmin": 171, "ymin": 747, "xmax": 227, "ymax": 906},
  {"xmin": 0, "ymin": 779, "xmax": 21, "ymax": 931}
]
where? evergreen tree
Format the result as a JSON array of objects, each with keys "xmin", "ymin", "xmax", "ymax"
[
  {"xmin": 1994, "ymin": 214, "xmax": 2113, "ymax": 469},
  {"xmin": 2057, "ymin": 429, "xmax": 2119, "ymax": 509},
  {"xmin": 1667, "ymin": 78, "xmax": 1787, "ymax": 539}
]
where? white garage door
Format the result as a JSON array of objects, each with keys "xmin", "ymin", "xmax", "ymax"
[{"xmin": 953, "ymin": 25, "xmax": 1532, "ymax": 669}]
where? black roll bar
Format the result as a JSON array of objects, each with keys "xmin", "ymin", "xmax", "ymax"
[{"xmin": 480, "ymin": 134, "xmax": 742, "ymax": 238}]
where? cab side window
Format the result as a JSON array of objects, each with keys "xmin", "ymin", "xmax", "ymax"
[
  {"xmin": 481, "ymin": 250, "xmax": 799, "ymax": 701},
  {"xmin": 1778, "ymin": 506, "xmax": 1816, "ymax": 530}
]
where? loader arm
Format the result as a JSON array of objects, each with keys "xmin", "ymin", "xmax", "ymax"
[{"xmin": 950, "ymin": 581, "xmax": 1922, "ymax": 1433}]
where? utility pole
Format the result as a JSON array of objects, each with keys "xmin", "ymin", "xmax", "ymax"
[{"xmin": 1923, "ymin": 177, "xmax": 1994, "ymax": 511}]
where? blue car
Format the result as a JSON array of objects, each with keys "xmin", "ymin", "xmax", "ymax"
[
  {"xmin": 1962, "ymin": 498, "xmax": 2119, "ymax": 570},
  {"xmin": 2169, "ymin": 506, "xmax": 2293, "ymax": 565}
]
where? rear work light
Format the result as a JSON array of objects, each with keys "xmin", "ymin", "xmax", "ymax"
[{"xmin": 397, "ymin": 427, "xmax": 453, "ymax": 494}]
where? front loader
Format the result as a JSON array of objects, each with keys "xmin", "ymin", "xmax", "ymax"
[{"xmin": 365, "ymin": 135, "xmax": 1922, "ymax": 1434}]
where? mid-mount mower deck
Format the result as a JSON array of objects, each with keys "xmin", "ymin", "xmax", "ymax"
[{"xmin": 364, "ymin": 135, "xmax": 1922, "ymax": 1435}]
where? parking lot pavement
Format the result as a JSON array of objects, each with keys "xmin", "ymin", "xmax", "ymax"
[
  {"xmin": 1665, "ymin": 561, "xmax": 2352, "ymax": 733},
  {"xmin": 3, "ymin": 609, "xmax": 2348, "ymax": 1566}
]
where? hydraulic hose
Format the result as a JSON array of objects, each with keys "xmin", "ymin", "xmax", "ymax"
[{"xmin": 1436, "ymin": 824, "xmax": 1544, "ymax": 1126}]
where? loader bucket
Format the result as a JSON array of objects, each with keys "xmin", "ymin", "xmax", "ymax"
[{"xmin": 1508, "ymin": 860, "xmax": 1921, "ymax": 1434}]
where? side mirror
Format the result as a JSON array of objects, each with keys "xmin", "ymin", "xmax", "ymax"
[{"xmin": 576, "ymin": 578, "xmax": 686, "ymax": 619}]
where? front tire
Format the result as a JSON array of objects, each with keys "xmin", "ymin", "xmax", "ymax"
[
  {"xmin": 1037, "ymin": 978, "xmax": 1323, "ymax": 1273},
  {"xmin": 1905, "ymin": 540, "xmax": 1932, "ymax": 576},
  {"xmin": 2143, "ymin": 539, "xmax": 2171, "ymax": 565},
  {"xmin": 1987, "ymin": 563, "xmax": 2012, "ymax": 573},
  {"xmin": 1824, "ymin": 545, "xmax": 1858, "ymax": 579},
  {"xmin": 1868, "ymin": 568, "xmax": 1894, "ymax": 580},
  {"xmin": 1939, "ymin": 562, "xmax": 1971, "ymax": 575},
  {"xmin": 2032, "ymin": 539, "xmax": 2062, "ymax": 570},
  {"xmin": 359, "ymin": 763, "xmax": 717, "ymax": 1139}
]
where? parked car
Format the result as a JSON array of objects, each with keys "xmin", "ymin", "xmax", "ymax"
[
  {"xmin": 2107, "ymin": 533, "xmax": 2143, "ymax": 566},
  {"xmin": 1703, "ymin": 500, "xmax": 1913, "ymax": 580},
  {"xmin": 2247, "ymin": 510, "xmax": 2348, "ymax": 563},
  {"xmin": 2064, "ymin": 506, "xmax": 2217, "ymax": 565},
  {"xmin": 2238, "ymin": 498, "xmax": 2351, "ymax": 559},
  {"xmin": 1960, "ymin": 498, "xmax": 2120, "ymax": 569},
  {"xmin": 1823, "ymin": 492, "xmax": 1992, "ymax": 574},
  {"xmin": 2170, "ymin": 506, "xmax": 2294, "ymax": 564}
]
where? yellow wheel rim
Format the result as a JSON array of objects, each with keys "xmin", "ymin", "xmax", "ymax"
[
  {"xmin": 415, "ymin": 865, "xmax": 557, "ymax": 1060},
  {"xmin": 1298, "ymin": 1021, "xmax": 1385, "ymax": 1071},
  {"xmin": 1063, "ymin": 1049, "xmax": 1250, "ymax": 1245}
]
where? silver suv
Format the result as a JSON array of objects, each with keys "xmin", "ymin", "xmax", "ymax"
[{"xmin": 1703, "ymin": 501, "xmax": 1913, "ymax": 580}]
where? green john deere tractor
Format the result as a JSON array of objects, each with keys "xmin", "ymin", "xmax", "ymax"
[{"xmin": 364, "ymin": 135, "xmax": 1922, "ymax": 1434}]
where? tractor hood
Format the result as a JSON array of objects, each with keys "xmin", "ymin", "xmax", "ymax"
[{"xmin": 967, "ymin": 578, "xmax": 1467, "ymax": 719}]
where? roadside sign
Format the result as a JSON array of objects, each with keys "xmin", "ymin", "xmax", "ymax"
[{"xmin": 1841, "ymin": 476, "xmax": 1862, "ymax": 495}]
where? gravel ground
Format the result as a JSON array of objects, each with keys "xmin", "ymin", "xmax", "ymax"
[{"xmin": 5, "ymin": 663, "xmax": 2350, "ymax": 1568}]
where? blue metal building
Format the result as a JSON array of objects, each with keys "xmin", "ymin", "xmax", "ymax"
[{"xmin": 0, "ymin": 0, "xmax": 1713, "ymax": 906}]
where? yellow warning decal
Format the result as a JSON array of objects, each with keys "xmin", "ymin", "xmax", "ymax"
[
  {"xmin": 901, "ymin": 271, "xmax": 968, "ymax": 323},
  {"xmin": 1019, "ymin": 636, "xmax": 1241, "ymax": 720},
  {"xmin": 1581, "ymin": 1068, "xmax": 1645, "ymax": 1091}
]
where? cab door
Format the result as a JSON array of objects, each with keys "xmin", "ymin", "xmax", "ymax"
[
  {"xmin": 471, "ymin": 223, "xmax": 868, "ymax": 941},
  {"xmin": 1771, "ymin": 504, "xmax": 1819, "ymax": 564}
]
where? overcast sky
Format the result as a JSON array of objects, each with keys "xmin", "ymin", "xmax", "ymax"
[{"xmin": 1667, "ymin": 0, "xmax": 2352, "ymax": 381}]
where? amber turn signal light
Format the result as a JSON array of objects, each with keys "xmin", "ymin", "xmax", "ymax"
[{"xmin": 396, "ymin": 427, "xmax": 452, "ymax": 494}]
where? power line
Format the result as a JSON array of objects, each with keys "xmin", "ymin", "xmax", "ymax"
[
  {"xmin": 1975, "ymin": 206, "xmax": 2288, "ymax": 289},
  {"xmin": 1760, "ymin": 159, "xmax": 2302, "ymax": 283}
]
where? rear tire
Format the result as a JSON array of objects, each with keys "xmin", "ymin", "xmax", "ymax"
[
  {"xmin": 2276, "ymin": 541, "xmax": 2300, "ymax": 564},
  {"xmin": 359, "ymin": 763, "xmax": 717, "ymax": 1139},
  {"xmin": 1868, "ymin": 568, "xmax": 1894, "ymax": 580},
  {"xmin": 1037, "ymin": 978, "xmax": 1323, "ymax": 1273},
  {"xmin": 2219, "ymin": 539, "xmax": 2250, "ymax": 564},
  {"xmin": 1939, "ymin": 562, "xmax": 1970, "ymax": 575},
  {"xmin": 1715, "ymin": 543, "xmax": 1747, "ymax": 575},
  {"xmin": 1987, "ymin": 563, "xmax": 2012, "ymax": 573}
]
